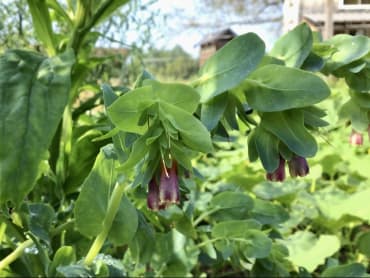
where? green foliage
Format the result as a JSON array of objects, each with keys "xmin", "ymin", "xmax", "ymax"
[
  {"xmin": 0, "ymin": 49, "xmax": 74, "ymax": 206},
  {"xmin": 1, "ymin": 2, "xmax": 370, "ymax": 277}
]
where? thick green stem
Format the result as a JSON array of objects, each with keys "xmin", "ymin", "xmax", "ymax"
[
  {"xmin": 0, "ymin": 239, "xmax": 33, "ymax": 271},
  {"xmin": 84, "ymin": 183, "xmax": 126, "ymax": 266}
]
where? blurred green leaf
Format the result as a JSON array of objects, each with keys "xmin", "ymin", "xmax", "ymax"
[
  {"xmin": 250, "ymin": 199, "xmax": 289, "ymax": 225},
  {"xmin": 74, "ymin": 145, "xmax": 138, "ymax": 245},
  {"xmin": 210, "ymin": 191, "xmax": 254, "ymax": 220},
  {"xmin": 281, "ymin": 231, "xmax": 340, "ymax": 272},
  {"xmin": 270, "ymin": 23, "xmax": 312, "ymax": 68},
  {"xmin": 196, "ymin": 33, "xmax": 265, "ymax": 102},
  {"xmin": 244, "ymin": 65, "xmax": 330, "ymax": 112},
  {"xmin": 322, "ymin": 263, "xmax": 367, "ymax": 277},
  {"xmin": 0, "ymin": 49, "xmax": 74, "ymax": 206},
  {"xmin": 324, "ymin": 34, "xmax": 370, "ymax": 71},
  {"xmin": 261, "ymin": 110, "xmax": 318, "ymax": 157}
]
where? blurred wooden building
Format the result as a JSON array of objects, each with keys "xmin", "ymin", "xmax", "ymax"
[
  {"xmin": 283, "ymin": 0, "xmax": 370, "ymax": 39},
  {"xmin": 198, "ymin": 28, "xmax": 236, "ymax": 66}
]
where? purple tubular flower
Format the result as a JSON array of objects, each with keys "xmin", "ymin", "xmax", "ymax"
[
  {"xmin": 266, "ymin": 157, "xmax": 286, "ymax": 182},
  {"xmin": 147, "ymin": 178, "xmax": 165, "ymax": 211},
  {"xmin": 349, "ymin": 130, "xmax": 363, "ymax": 146},
  {"xmin": 159, "ymin": 161, "xmax": 180, "ymax": 205},
  {"xmin": 288, "ymin": 155, "xmax": 309, "ymax": 178}
]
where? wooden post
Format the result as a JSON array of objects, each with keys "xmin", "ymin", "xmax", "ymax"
[{"xmin": 324, "ymin": 0, "xmax": 334, "ymax": 39}]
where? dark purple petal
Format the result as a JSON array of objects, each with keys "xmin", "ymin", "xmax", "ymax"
[
  {"xmin": 159, "ymin": 161, "xmax": 180, "ymax": 205},
  {"xmin": 349, "ymin": 130, "xmax": 363, "ymax": 146},
  {"xmin": 288, "ymin": 155, "xmax": 309, "ymax": 178},
  {"xmin": 266, "ymin": 158, "xmax": 286, "ymax": 182},
  {"xmin": 147, "ymin": 178, "xmax": 165, "ymax": 211}
]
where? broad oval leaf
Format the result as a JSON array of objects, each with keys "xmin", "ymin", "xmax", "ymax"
[
  {"xmin": 74, "ymin": 145, "xmax": 138, "ymax": 245},
  {"xmin": 250, "ymin": 199, "xmax": 289, "ymax": 225},
  {"xmin": 244, "ymin": 64, "xmax": 330, "ymax": 112},
  {"xmin": 280, "ymin": 231, "xmax": 340, "ymax": 272},
  {"xmin": 160, "ymin": 102, "xmax": 213, "ymax": 153},
  {"xmin": 107, "ymin": 86, "xmax": 154, "ymax": 134},
  {"xmin": 195, "ymin": 32, "xmax": 265, "ymax": 103},
  {"xmin": 210, "ymin": 191, "xmax": 254, "ymax": 221},
  {"xmin": 260, "ymin": 110, "xmax": 318, "ymax": 157},
  {"xmin": 324, "ymin": 34, "xmax": 370, "ymax": 71},
  {"xmin": 270, "ymin": 23, "xmax": 313, "ymax": 68},
  {"xmin": 0, "ymin": 49, "xmax": 74, "ymax": 206}
]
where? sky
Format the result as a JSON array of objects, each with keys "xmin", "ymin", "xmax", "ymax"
[
  {"xmin": 103, "ymin": 0, "xmax": 283, "ymax": 57},
  {"xmin": 150, "ymin": 0, "xmax": 282, "ymax": 56}
]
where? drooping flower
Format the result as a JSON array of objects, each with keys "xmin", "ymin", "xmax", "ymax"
[
  {"xmin": 147, "ymin": 178, "xmax": 165, "ymax": 211},
  {"xmin": 266, "ymin": 157, "xmax": 286, "ymax": 182},
  {"xmin": 288, "ymin": 155, "xmax": 309, "ymax": 178},
  {"xmin": 159, "ymin": 161, "xmax": 180, "ymax": 205},
  {"xmin": 349, "ymin": 129, "xmax": 363, "ymax": 146}
]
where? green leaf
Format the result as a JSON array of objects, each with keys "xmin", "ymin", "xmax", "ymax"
[
  {"xmin": 160, "ymin": 102, "xmax": 213, "ymax": 153},
  {"xmin": 108, "ymin": 196, "xmax": 138, "ymax": 245},
  {"xmin": 210, "ymin": 191, "xmax": 254, "ymax": 220},
  {"xmin": 94, "ymin": 0, "xmax": 130, "ymax": 27},
  {"xmin": 324, "ymin": 34, "xmax": 370, "ymax": 71},
  {"xmin": 253, "ymin": 126, "xmax": 280, "ymax": 172},
  {"xmin": 48, "ymin": 246, "xmax": 76, "ymax": 277},
  {"xmin": 244, "ymin": 64, "xmax": 330, "ymax": 112},
  {"xmin": 26, "ymin": 0, "xmax": 56, "ymax": 55},
  {"xmin": 27, "ymin": 203, "xmax": 55, "ymax": 243},
  {"xmin": 107, "ymin": 86, "xmax": 154, "ymax": 134},
  {"xmin": 201, "ymin": 93, "xmax": 228, "ymax": 130},
  {"xmin": 101, "ymin": 83, "xmax": 119, "ymax": 108},
  {"xmin": 270, "ymin": 23, "xmax": 313, "ymax": 68},
  {"xmin": 250, "ymin": 199, "xmax": 289, "ymax": 225},
  {"xmin": 280, "ymin": 231, "xmax": 340, "ymax": 272},
  {"xmin": 74, "ymin": 145, "xmax": 138, "ymax": 245},
  {"xmin": 0, "ymin": 49, "xmax": 74, "ymax": 206},
  {"xmin": 322, "ymin": 263, "xmax": 367, "ymax": 277},
  {"xmin": 356, "ymin": 231, "xmax": 370, "ymax": 258},
  {"xmin": 261, "ymin": 110, "xmax": 318, "ymax": 157},
  {"xmin": 247, "ymin": 129, "xmax": 259, "ymax": 162},
  {"xmin": 195, "ymin": 33, "xmax": 265, "ymax": 102},
  {"xmin": 107, "ymin": 81, "xmax": 201, "ymax": 135},
  {"xmin": 345, "ymin": 65, "xmax": 370, "ymax": 92},
  {"xmin": 148, "ymin": 80, "xmax": 200, "ymax": 113},
  {"xmin": 303, "ymin": 106, "xmax": 329, "ymax": 128},
  {"xmin": 129, "ymin": 213, "xmax": 155, "ymax": 264},
  {"xmin": 211, "ymin": 220, "xmax": 262, "ymax": 238},
  {"xmin": 340, "ymin": 99, "xmax": 369, "ymax": 131},
  {"xmin": 212, "ymin": 223, "xmax": 272, "ymax": 259}
]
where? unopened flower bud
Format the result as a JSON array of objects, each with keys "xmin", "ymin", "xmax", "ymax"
[
  {"xmin": 266, "ymin": 157, "xmax": 286, "ymax": 182},
  {"xmin": 147, "ymin": 178, "xmax": 165, "ymax": 211},
  {"xmin": 288, "ymin": 155, "xmax": 309, "ymax": 178},
  {"xmin": 349, "ymin": 130, "xmax": 363, "ymax": 146},
  {"xmin": 159, "ymin": 161, "xmax": 180, "ymax": 205}
]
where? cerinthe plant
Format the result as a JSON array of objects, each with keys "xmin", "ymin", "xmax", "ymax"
[{"xmin": 1, "ymin": 1, "xmax": 370, "ymax": 276}]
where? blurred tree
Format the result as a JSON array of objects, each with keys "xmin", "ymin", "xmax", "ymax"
[
  {"xmin": 144, "ymin": 45, "xmax": 199, "ymax": 81},
  {"xmin": 0, "ymin": 0, "xmax": 34, "ymax": 51}
]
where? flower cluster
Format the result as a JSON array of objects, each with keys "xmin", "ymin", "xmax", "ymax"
[
  {"xmin": 147, "ymin": 160, "xmax": 180, "ymax": 211},
  {"xmin": 266, "ymin": 155, "xmax": 309, "ymax": 182}
]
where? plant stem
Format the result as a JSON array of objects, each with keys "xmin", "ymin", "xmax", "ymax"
[
  {"xmin": 193, "ymin": 207, "xmax": 220, "ymax": 226},
  {"xmin": 50, "ymin": 219, "xmax": 75, "ymax": 237},
  {"xmin": 84, "ymin": 183, "xmax": 127, "ymax": 266},
  {"xmin": 0, "ymin": 238, "xmax": 33, "ymax": 271}
]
